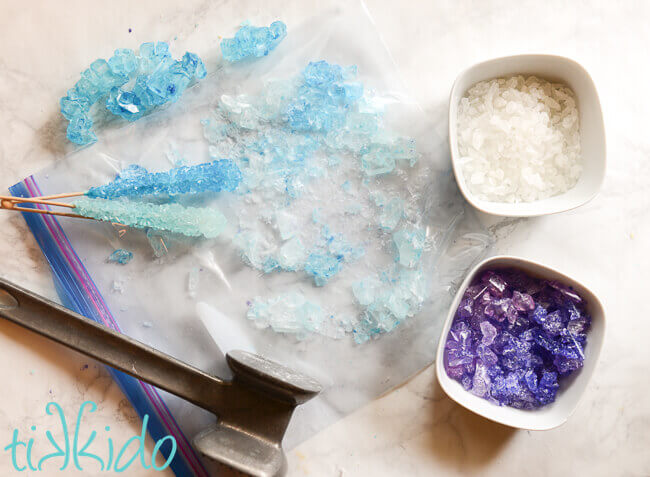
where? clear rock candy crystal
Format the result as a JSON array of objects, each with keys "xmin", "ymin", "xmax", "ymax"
[
  {"xmin": 444, "ymin": 268, "xmax": 591, "ymax": 409},
  {"xmin": 87, "ymin": 160, "xmax": 242, "ymax": 199},
  {"xmin": 73, "ymin": 197, "xmax": 226, "ymax": 238}
]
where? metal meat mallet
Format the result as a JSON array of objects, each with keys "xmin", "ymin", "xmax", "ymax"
[{"xmin": 0, "ymin": 278, "xmax": 321, "ymax": 476}]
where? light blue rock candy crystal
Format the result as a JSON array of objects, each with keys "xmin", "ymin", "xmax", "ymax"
[
  {"xmin": 61, "ymin": 43, "xmax": 206, "ymax": 145},
  {"xmin": 107, "ymin": 249, "xmax": 133, "ymax": 264},
  {"xmin": 73, "ymin": 197, "xmax": 226, "ymax": 238},
  {"xmin": 221, "ymin": 21, "xmax": 287, "ymax": 62},
  {"xmin": 249, "ymin": 292, "xmax": 364, "ymax": 340},
  {"xmin": 351, "ymin": 266, "xmax": 429, "ymax": 344},
  {"xmin": 374, "ymin": 194, "xmax": 404, "ymax": 231},
  {"xmin": 247, "ymin": 292, "xmax": 328, "ymax": 339},
  {"xmin": 392, "ymin": 228, "xmax": 426, "ymax": 268},
  {"xmin": 304, "ymin": 253, "xmax": 343, "ymax": 287},
  {"xmin": 87, "ymin": 160, "xmax": 242, "ymax": 199}
]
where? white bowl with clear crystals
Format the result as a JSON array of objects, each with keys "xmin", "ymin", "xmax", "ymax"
[
  {"xmin": 448, "ymin": 54, "xmax": 606, "ymax": 217},
  {"xmin": 435, "ymin": 255, "xmax": 606, "ymax": 430}
]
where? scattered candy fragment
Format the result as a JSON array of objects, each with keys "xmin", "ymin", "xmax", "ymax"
[
  {"xmin": 73, "ymin": 197, "xmax": 226, "ymax": 238},
  {"xmin": 392, "ymin": 228, "xmax": 425, "ymax": 268},
  {"xmin": 107, "ymin": 248, "xmax": 133, "ymax": 264},
  {"xmin": 146, "ymin": 228, "xmax": 169, "ymax": 257},
  {"xmin": 304, "ymin": 253, "xmax": 342, "ymax": 287},
  {"xmin": 187, "ymin": 268, "xmax": 200, "ymax": 298},
  {"xmin": 221, "ymin": 21, "xmax": 287, "ymax": 62},
  {"xmin": 444, "ymin": 268, "xmax": 591, "ymax": 409},
  {"xmin": 87, "ymin": 160, "xmax": 242, "ymax": 199},
  {"xmin": 351, "ymin": 265, "xmax": 428, "ymax": 343}
]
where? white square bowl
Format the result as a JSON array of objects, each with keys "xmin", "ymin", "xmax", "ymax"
[
  {"xmin": 435, "ymin": 255, "xmax": 606, "ymax": 430},
  {"xmin": 448, "ymin": 54, "xmax": 606, "ymax": 217}
]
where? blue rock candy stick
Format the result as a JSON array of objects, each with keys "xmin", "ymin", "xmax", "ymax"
[
  {"xmin": 73, "ymin": 197, "xmax": 226, "ymax": 238},
  {"xmin": 86, "ymin": 160, "xmax": 242, "ymax": 199},
  {"xmin": 221, "ymin": 21, "xmax": 287, "ymax": 62}
]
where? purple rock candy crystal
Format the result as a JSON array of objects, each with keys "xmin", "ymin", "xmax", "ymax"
[{"xmin": 444, "ymin": 268, "xmax": 591, "ymax": 409}]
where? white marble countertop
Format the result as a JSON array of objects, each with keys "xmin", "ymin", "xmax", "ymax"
[{"xmin": 0, "ymin": 1, "xmax": 648, "ymax": 475}]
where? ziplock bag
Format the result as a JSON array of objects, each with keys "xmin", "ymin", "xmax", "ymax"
[{"xmin": 11, "ymin": 2, "xmax": 492, "ymax": 475}]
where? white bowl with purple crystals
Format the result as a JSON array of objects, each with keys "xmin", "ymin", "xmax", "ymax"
[
  {"xmin": 435, "ymin": 255, "xmax": 605, "ymax": 430},
  {"xmin": 448, "ymin": 54, "xmax": 606, "ymax": 217}
]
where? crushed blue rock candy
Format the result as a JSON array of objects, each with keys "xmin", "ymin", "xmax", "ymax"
[
  {"xmin": 201, "ymin": 59, "xmax": 424, "ymax": 342},
  {"xmin": 221, "ymin": 21, "xmax": 287, "ymax": 62},
  {"xmin": 444, "ymin": 268, "xmax": 591, "ymax": 409},
  {"xmin": 202, "ymin": 59, "xmax": 419, "ymax": 202},
  {"xmin": 61, "ymin": 42, "xmax": 206, "ymax": 145},
  {"xmin": 107, "ymin": 249, "xmax": 133, "ymax": 264},
  {"xmin": 87, "ymin": 160, "xmax": 242, "ymax": 199}
]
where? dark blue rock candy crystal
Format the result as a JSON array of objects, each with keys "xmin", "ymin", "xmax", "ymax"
[{"xmin": 444, "ymin": 268, "xmax": 591, "ymax": 409}]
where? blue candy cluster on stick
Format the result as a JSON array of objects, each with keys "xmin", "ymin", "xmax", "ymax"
[
  {"xmin": 444, "ymin": 268, "xmax": 591, "ymax": 409},
  {"xmin": 87, "ymin": 160, "xmax": 242, "ymax": 199},
  {"xmin": 61, "ymin": 42, "xmax": 206, "ymax": 145},
  {"xmin": 221, "ymin": 21, "xmax": 287, "ymax": 62}
]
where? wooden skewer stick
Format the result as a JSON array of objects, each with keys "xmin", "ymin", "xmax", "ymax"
[
  {"xmin": 28, "ymin": 191, "xmax": 86, "ymax": 200},
  {"xmin": 7, "ymin": 205, "xmax": 89, "ymax": 220},
  {"xmin": 0, "ymin": 195, "xmax": 76, "ymax": 208}
]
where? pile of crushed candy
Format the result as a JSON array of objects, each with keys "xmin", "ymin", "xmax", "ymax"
[
  {"xmin": 61, "ymin": 42, "xmax": 207, "ymax": 145},
  {"xmin": 60, "ymin": 21, "xmax": 432, "ymax": 344},
  {"xmin": 444, "ymin": 268, "xmax": 591, "ymax": 409},
  {"xmin": 202, "ymin": 57, "xmax": 427, "ymax": 343}
]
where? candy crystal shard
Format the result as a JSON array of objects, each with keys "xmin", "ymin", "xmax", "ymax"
[
  {"xmin": 73, "ymin": 197, "xmax": 227, "ymax": 238},
  {"xmin": 444, "ymin": 268, "xmax": 591, "ymax": 409},
  {"xmin": 392, "ymin": 228, "xmax": 426, "ymax": 268},
  {"xmin": 221, "ymin": 21, "xmax": 287, "ymax": 62},
  {"xmin": 107, "ymin": 249, "xmax": 133, "ymax": 264}
]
